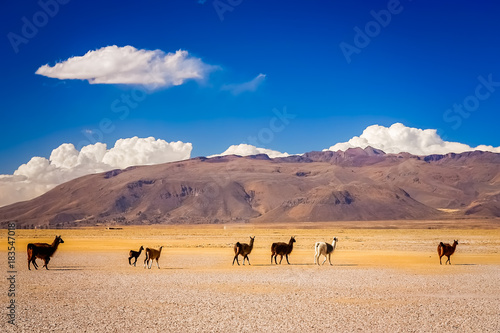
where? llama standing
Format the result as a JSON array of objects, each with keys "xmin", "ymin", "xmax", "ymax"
[
  {"xmin": 128, "ymin": 246, "xmax": 144, "ymax": 266},
  {"xmin": 144, "ymin": 246, "xmax": 163, "ymax": 269},
  {"xmin": 314, "ymin": 237, "xmax": 338, "ymax": 265},
  {"xmin": 27, "ymin": 235, "xmax": 64, "ymax": 270},
  {"xmin": 271, "ymin": 236, "xmax": 296, "ymax": 265},
  {"xmin": 233, "ymin": 236, "xmax": 255, "ymax": 266},
  {"xmin": 438, "ymin": 240, "xmax": 458, "ymax": 265}
]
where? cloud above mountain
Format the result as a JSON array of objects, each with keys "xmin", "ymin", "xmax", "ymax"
[
  {"xmin": 0, "ymin": 137, "xmax": 192, "ymax": 207},
  {"xmin": 2, "ymin": 123, "xmax": 499, "ymax": 208},
  {"xmin": 35, "ymin": 45, "xmax": 217, "ymax": 89},
  {"xmin": 210, "ymin": 144, "xmax": 290, "ymax": 158},
  {"xmin": 325, "ymin": 123, "xmax": 500, "ymax": 155}
]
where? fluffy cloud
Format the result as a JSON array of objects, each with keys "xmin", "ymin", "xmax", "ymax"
[
  {"xmin": 325, "ymin": 123, "xmax": 500, "ymax": 155},
  {"xmin": 0, "ymin": 137, "xmax": 192, "ymax": 207},
  {"xmin": 211, "ymin": 144, "xmax": 290, "ymax": 158},
  {"xmin": 35, "ymin": 45, "xmax": 216, "ymax": 89},
  {"xmin": 221, "ymin": 73, "xmax": 266, "ymax": 95}
]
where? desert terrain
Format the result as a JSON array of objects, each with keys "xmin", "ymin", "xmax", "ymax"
[{"xmin": 2, "ymin": 220, "xmax": 500, "ymax": 332}]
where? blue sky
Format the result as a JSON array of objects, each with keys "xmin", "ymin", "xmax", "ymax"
[{"xmin": 1, "ymin": 0, "xmax": 500, "ymax": 176}]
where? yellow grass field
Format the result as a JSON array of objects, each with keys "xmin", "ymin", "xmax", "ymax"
[{"xmin": 2, "ymin": 220, "xmax": 500, "ymax": 332}]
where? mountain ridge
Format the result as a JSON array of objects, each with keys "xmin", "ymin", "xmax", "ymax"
[{"xmin": 1, "ymin": 147, "xmax": 499, "ymax": 228}]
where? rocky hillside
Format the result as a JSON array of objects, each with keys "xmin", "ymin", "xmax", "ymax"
[{"xmin": 1, "ymin": 147, "xmax": 499, "ymax": 228}]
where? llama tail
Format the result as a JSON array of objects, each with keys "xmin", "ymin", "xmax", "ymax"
[
  {"xmin": 27, "ymin": 243, "xmax": 34, "ymax": 261},
  {"xmin": 235, "ymin": 242, "xmax": 241, "ymax": 254}
]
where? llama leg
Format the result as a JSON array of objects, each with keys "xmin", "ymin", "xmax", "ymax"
[
  {"xmin": 129, "ymin": 257, "xmax": 132, "ymax": 265},
  {"xmin": 44, "ymin": 258, "xmax": 50, "ymax": 270},
  {"xmin": 156, "ymin": 259, "xmax": 160, "ymax": 269},
  {"xmin": 271, "ymin": 254, "xmax": 274, "ymax": 264},
  {"xmin": 439, "ymin": 256, "xmax": 442, "ymax": 265},
  {"xmin": 233, "ymin": 255, "xmax": 239, "ymax": 266},
  {"xmin": 321, "ymin": 255, "xmax": 327, "ymax": 265},
  {"xmin": 279, "ymin": 255, "xmax": 283, "ymax": 264},
  {"xmin": 246, "ymin": 256, "xmax": 251, "ymax": 265},
  {"xmin": 144, "ymin": 258, "xmax": 147, "ymax": 268},
  {"xmin": 32, "ymin": 259, "xmax": 38, "ymax": 270},
  {"xmin": 133, "ymin": 257, "xmax": 138, "ymax": 266},
  {"xmin": 328, "ymin": 253, "xmax": 332, "ymax": 266}
]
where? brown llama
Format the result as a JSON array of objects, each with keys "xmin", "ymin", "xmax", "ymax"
[
  {"xmin": 128, "ymin": 246, "xmax": 144, "ymax": 266},
  {"xmin": 438, "ymin": 240, "xmax": 459, "ymax": 265},
  {"xmin": 27, "ymin": 235, "xmax": 64, "ymax": 270},
  {"xmin": 232, "ymin": 236, "xmax": 255, "ymax": 266},
  {"xmin": 144, "ymin": 246, "xmax": 163, "ymax": 269},
  {"xmin": 271, "ymin": 236, "xmax": 296, "ymax": 265}
]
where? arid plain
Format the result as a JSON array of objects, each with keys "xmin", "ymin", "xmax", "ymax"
[{"xmin": 2, "ymin": 220, "xmax": 500, "ymax": 332}]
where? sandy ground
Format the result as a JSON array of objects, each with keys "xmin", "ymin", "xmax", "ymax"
[{"xmin": 1, "ymin": 221, "xmax": 500, "ymax": 332}]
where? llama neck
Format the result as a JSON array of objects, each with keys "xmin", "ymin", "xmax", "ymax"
[
  {"xmin": 138, "ymin": 248, "xmax": 143, "ymax": 255},
  {"xmin": 249, "ymin": 238, "xmax": 254, "ymax": 249},
  {"xmin": 331, "ymin": 240, "xmax": 337, "ymax": 250},
  {"xmin": 50, "ymin": 240, "xmax": 60, "ymax": 254},
  {"xmin": 289, "ymin": 239, "xmax": 294, "ymax": 249}
]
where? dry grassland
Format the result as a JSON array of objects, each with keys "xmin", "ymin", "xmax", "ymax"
[{"xmin": 1, "ymin": 220, "xmax": 499, "ymax": 332}]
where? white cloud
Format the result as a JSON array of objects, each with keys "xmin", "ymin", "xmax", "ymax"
[
  {"xmin": 211, "ymin": 144, "xmax": 290, "ymax": 158},
  {"xmin": 0, "ymin": 137, "xmax": 192, "ymax": 207},
  {"xmin": 35, "ymin": 45, "xmax": 216, "ymax": 89},
  {"xmin": 221, "ymin": 73, "xmax": 266, "ymax": 95},
  {"xmin": 325, "ymin": 123, "xmax": 500, "ymax": 155}
]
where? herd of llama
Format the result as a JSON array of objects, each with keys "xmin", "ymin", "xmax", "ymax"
[{"xmin": 26, "ymin": 235, "xmax": 459, "ymax": 270}]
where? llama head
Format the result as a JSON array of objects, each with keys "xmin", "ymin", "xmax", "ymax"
[
  {"xmin": 333, "ymin": 237, "xmax": 338, "ymax": 242},
  {"xmin": 290, "ymin": 236, "xmax": 296, "ymax": 243},
  {"xmin": 56, "ymin": 235, "xmax": 64, "ymax": 244},
  {"xmin": 453, "ymin": 240, "xmax": 459, "ymax": 245}
]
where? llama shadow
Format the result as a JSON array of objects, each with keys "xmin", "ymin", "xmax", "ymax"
[
  {"xmin": 246, "ymin": 263, "xmax": 358, "ymax": 267},
  {"xmin": 454, "ymin": 264, "xmax": 477, "ymax": 266},
  {"xmin": 46, "ymin": 266, "xmax": 85, "ymax": 271}
]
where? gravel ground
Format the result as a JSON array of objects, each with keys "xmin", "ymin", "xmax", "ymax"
[{"xmin": 3, "ymin": 250, "xmax": 500, "ymax": 333}]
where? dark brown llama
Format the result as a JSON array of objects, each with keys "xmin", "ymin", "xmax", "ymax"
[
  {"xmin": 128, "ymin": 246, "xmax": 144, "ymax": 266},
  {"xmin": 27, "ymin": 235, "xmax": 64, "ymax": 270},
  {"xmin": 232, "ymin": 236, "xmax": 255, "ymax": 266},
  {"xmin": 271, "ymin": 236, "xmax": 296, "ymax": 265},
  {"xmin": 438, "ymin": 240, "xmax": 459, "ymax": 265}
]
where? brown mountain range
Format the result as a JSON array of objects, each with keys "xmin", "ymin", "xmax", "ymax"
[{"xmin": 1, "ymin": 147, "xmax": 499, "ymax": 228}]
